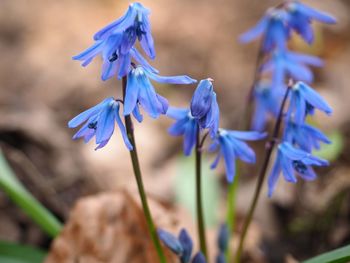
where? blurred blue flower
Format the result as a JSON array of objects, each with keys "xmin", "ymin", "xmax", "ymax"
[
  {"xmin": 73, "ymin": 3, "xmax": 157, "ymax": 80},
  {"xmin": 268, "ymin": 142, "xmax": 329, "ymax": 197},
  {"xmin": 210, "ymin": 130, "xmax": 266, "ymax": 183},
  {"xmin": 261, "ymin": 50, "xmax": 323, "ymax": 88},
  {"xmin": 68, "ymin": 97, "xmax": 132, "ymax": 150},
  {"xmin": 289, "ymin": 81, "xmax": 332, "ymax": 124},
  {"xmin": 192, "ymin": 252, "xmax": 207, "ymax": 263},
  {"xmin": 284, "ymin": 121, "xmax": 331, "ymax": 152},
  {"xmin": 216, "ymin": 253, "xmax": 226, "ymax": 263},
  {"xmin": 158, "ymin": 228, "xmax": 201, "ymax": 263},
  {"xmin": 251, "ymin": 83, "xmax": 284, "ymax": 131},
  {"xmin": 124, "ymin": 65, "xmax": 196, "ymax": 119},
  {"xmin": 239, "ymin": 8, "xmax": 290, "ymax": 52},
  {"xmin": 158, "ymin": 229, "xmax": 183, "ymax": 256},
  {"xmin": 179, "ymin": 229, "xmax": 193, "ymax": 263},
  {"xmin": 217, "ymin": 223, "xmax": 229, "ymax": 252},
  {"xmin": 285, "ymin": 1, "xmax": 336, "ymax": 44},
  {"xmin": 167, "ymin": 107, "xmax": 198, "ymax": 156}
]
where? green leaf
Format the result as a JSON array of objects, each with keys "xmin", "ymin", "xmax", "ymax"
[
  {"xmin": 0, "ymin": 149, "xmax": 63, "ymax": 238},
  {"xmin": 314, "ymin": 131, "xmax": 344, "ymax": 162},
  {"xmin": 175, "ymin": 155, "xmax": 220, "ymax": 226},
  {"xmin": 0, "ymin": 241, "xmax": 46, "ymax": 263},
  {"xmin": 303, "ymin": 244, "xmax": 350, "ymax": 263}
]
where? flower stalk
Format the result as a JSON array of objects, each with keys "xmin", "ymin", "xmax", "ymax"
[
  {"xmin": 195, "ymin": 126, "xmax": 208, "ymax": 260},
  {"xmin": 122, "ymin": 76, "xmax": 167, "ymax": 263},
  {"xmin": 235, "ymin": 84, "xmax": 291, "ymax": 263}
]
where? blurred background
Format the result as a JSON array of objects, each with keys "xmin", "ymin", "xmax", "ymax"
[{"xmin": 0, "ymin": 0, "xmax": 349, "ymax": 262}]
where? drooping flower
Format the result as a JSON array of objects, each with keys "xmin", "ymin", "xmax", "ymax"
[
  {"xmin": 239, "ymin": 8, "xmax": 290, "ymax": 52},
  {"xmin": 210, "ymin": 129, "xmax": 266, "ymax": 182},
  {"xmin": 268, "ymin": 142, "xmax": 329, "ymax": 197},
  {"xmin": 190, "ymin": 79, "xmax": 220, "ymax": 137},
  {"xmin": 261, "ymin": 50, "xmax": 324, "ymax": 88},
  {"xmin": 192, "ymin": 253, "xmax": 207, "ymax": 263},
  {"xmin": 288, "ymin": 81, "xmax": 332, "ymax": 124},
  {"xmin": 158, "ymin": 228, "xmax": 202, "ymax": 263},
  {"xmin": 167, "ymin": 107, "xmax": 198, "ymax": 156},
  {"xmin": 284, "ymin": 121, "xmax": 331, "ymax": 152},
  {"xmin": 217, "ymin": 224, "xmax": 229, "ymax": 253},
  {"xmin": 68, "ymin": 97, "xmax": 132, "ymax": 150},
  {"xmin": 251, "ymin": 82, "xmax": 284, "ymax": 131},
  {"xmin": 73, "ymin": 3, "xmax": 156, "ymax": 80},
  {"xmin": 124, "ymin": 65, "xmax": 196, "ymax": 119},
  {"xmin": 285, "ymin": 1, "xmax": 337, "ymax": 44},
  {"xmin": 93, "ymin": 3, "xmax": 155, "ymax": 59}
]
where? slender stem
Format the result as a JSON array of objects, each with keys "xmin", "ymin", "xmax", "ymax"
[
  {"xmin": 235, "ymin": 86, "xmax": 291, "ymax": 263},
  {"xmin": 195, "ymin": 126, "xmax": 208, "ymax": 259},
  {"xmin": 122, "ymin": 77, "xmax": 167, "ymax": 263},
  {"xmin": 225, "ymin": 161, "xmax": 240, "ymax": 262}
]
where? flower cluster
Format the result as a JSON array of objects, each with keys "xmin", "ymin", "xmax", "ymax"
[
  {"xmin": 167, "ymin": 79, "xmax": 266, "ymax": 182},
  {"xmin": 158, "ymin": 228, "xmax": 207, "ymax": 263},
  {"xmin": 69, "ymin": 3, "xmax": 196, "ymax": 150},
  {"xmin": 240, "ymin": 0, "xmax": 335, "ymax": 196}
]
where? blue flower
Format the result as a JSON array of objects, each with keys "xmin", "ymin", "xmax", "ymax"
[
  {"xmin": 268, "ymin": 142, "xmax": 329, "ymax": 197},
  {"xmin": 68, "ymin": 97, "xmax": 132, "ymax": 150},
  {"xmin": 167, "ymin": 107, "xmax": 198, "ymax": 156},
  {"xmin": 93, "ymin": 3, "xmax": 155, "ymax": 59},
  {"xmin": 192, "ymin": 252, "xmax": 207, "ymax": 263},
  {"xmin": 210, "ymin": 130, "xmax": 266, "ymax": 182},
  {"xmin": 158, "ymin": 228, "xmax": 197, "ymax": 263},
  {"xmin": 124, "ymin": 65, "xmax": 196, "ymax": 119},
  {"xmin": 216, "ymin": 253, "xmax": 226, "ymax": 263},
  {"xmin": 157, "ymin": 229, "xmax": 183, "ymax": 256},
  {"xmin": 251, "ymin": 83, "xmax": 284, "ymax": 131},
  {"xmin": 217, "ymin": 224, "xmax": 229, "ymax": 252},
  {"xmin": 239, "ymin": 8, "xmax": 290, "ymax": 52},
  {"xmin": 284, "ymin": 121, "xmax": 331, "ymax": 152},
  {"xmin": 73, "ymin": 3, "xmax": 157, "ymax": 80},
  {"xmin": 261, "ymin": 50, "xmax": 324, "ymax": 88},
  {"xmin": 285, "ymin": 1, "xmax": 336, "ymax": 44},
  {"xmin": 289, "ymin": 81, "xmax": 332, "ymax": 124}
]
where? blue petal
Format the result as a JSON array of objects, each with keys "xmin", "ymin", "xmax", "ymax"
[
  {"xmin": 183, "ymin": 119, "xmax": 198, "ymax": 156},
  {"xmin": 296, "ymin": 2, "xmax": 337, "ymax": 24},
  {"xmin": 101, "ymin": 33, "xmax": 123, "ymax": 60},
  {"xmin": 268, "ymin": 154, "xmax": 282, "ymax": 197},
  {"xmin": 288, "ymin": 52, "xmax": 324, "ymax": 67},
  {"xmin": 117, "ymin": 53, "xmax": 132, "ymax": 79},
  {"xmin": 139, "ymin": 16, "xmax": 156, "ymax": 59},
  {"xmin": 68, "ymin": 98, "xmax": 112, "ymax": 128},
  {"xmin": 229, "ymin": 131, "xmax": 267, "ymax": 141},
  {"xmin": 279, "ymin": 142, "xmax": 308, "ymax": 160},
  {"xmin": 130, "ymin": 48, "xmax": 159, "ymax": 73},
  {"xmin": 220, "ymin": 135, "xmax": 236, "ymax": 183},
  {"xmin": 280, "ymin": 154, "xmax": 297, "ymax": 183},
  {"xmin": 114, "ymin": 104, "xmax": 133, "ymax": 150},
  {"xmin": 297, "ymin": 82, "xmax": 332, "ymax": 115},
  {"xmin": 168, "ymin": 117, "xmax": 188, "ymax": 136},
  {"xmin": 166, "ymin": 107, "xmax": 189, "ymax": 120},
  {"xmin": 217, "ymin": 224, "xmax": 229, "ymax": 252},
  {"xmin": 157, "ymin": 229, "xmax": 183, "ymax": 256},
  {"xmin": 95, "ymin": 102, "xmax": 115, "ymax": 144},
  {"xmin": 190, "ymin": 79, "xmax": 213, "ymax": 119},
  {"xmin": 298, "ymin": 166, "xmax": 317, "ymax": 181},
  {"xmin": 179, "ymin": 229, "xmax": 193, "ymax": 263},
  {"xmin": 93, "ymin": 4, "xmax": 136, "ymax": 40},
  {"xmin": 124, "ymin": 70, "xmax": 140, "ymax": 116},
  {"xmin": 239, "ymin": 16, "xmax": 268, "ymax": 43},
  {"xmin": 192, "ymin": 252, "xmax": 207, "ymax": 263},
  {"xmin": 101, "ymin": 60, "xmax": 118, "ymax": 81},
  {"xmin": 72, "ymin": 40, "xmax": 104, "ymax": 64},
  {"xmin": 132, "ymin": 103, "xmax": 143, "ymax": 123},
  {"xmin": 229, "ymin": 137, "xmax": 256, "ymax": 163},
  {"xmin": 210, "ymin": 152, "xmax": 221, "ymax": 169},
  {"xmin": 138, "ymin": 76, "xmax": 162, "ymax": 118},
  {"xmin": 144, "ymin": 67, "xmax": 197, "ymax": 84},
  {"xmin": 156, "ymin": 94, "xmax": 169, "ymax": 115},
  {"xmin": 216, "ymin": 253, "xmax": 226, "ymax": 263}
]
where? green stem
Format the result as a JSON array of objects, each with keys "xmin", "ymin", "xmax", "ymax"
[
  {"xmin": 235, "ymin": 85, "xmax": 291, "ymax": 263},
  {"xmin": 195, "ymin": 126, "xmax": 208, "ymax": 259},
  {"xmin": 225, "ymin": 162, "xmax": 240, "ymax": 262},
  {"xmin": 122, "ymin": 77, "xmax": 167, "ymax": 263},
  {"xmin": 0, "ymin": 149, "xmax": 62, "ymax": 238}
]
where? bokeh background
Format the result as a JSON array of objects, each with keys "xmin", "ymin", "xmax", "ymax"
[{"xmin": 0, "ymin": 0, "xmax": 349, "ymax": 262}]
